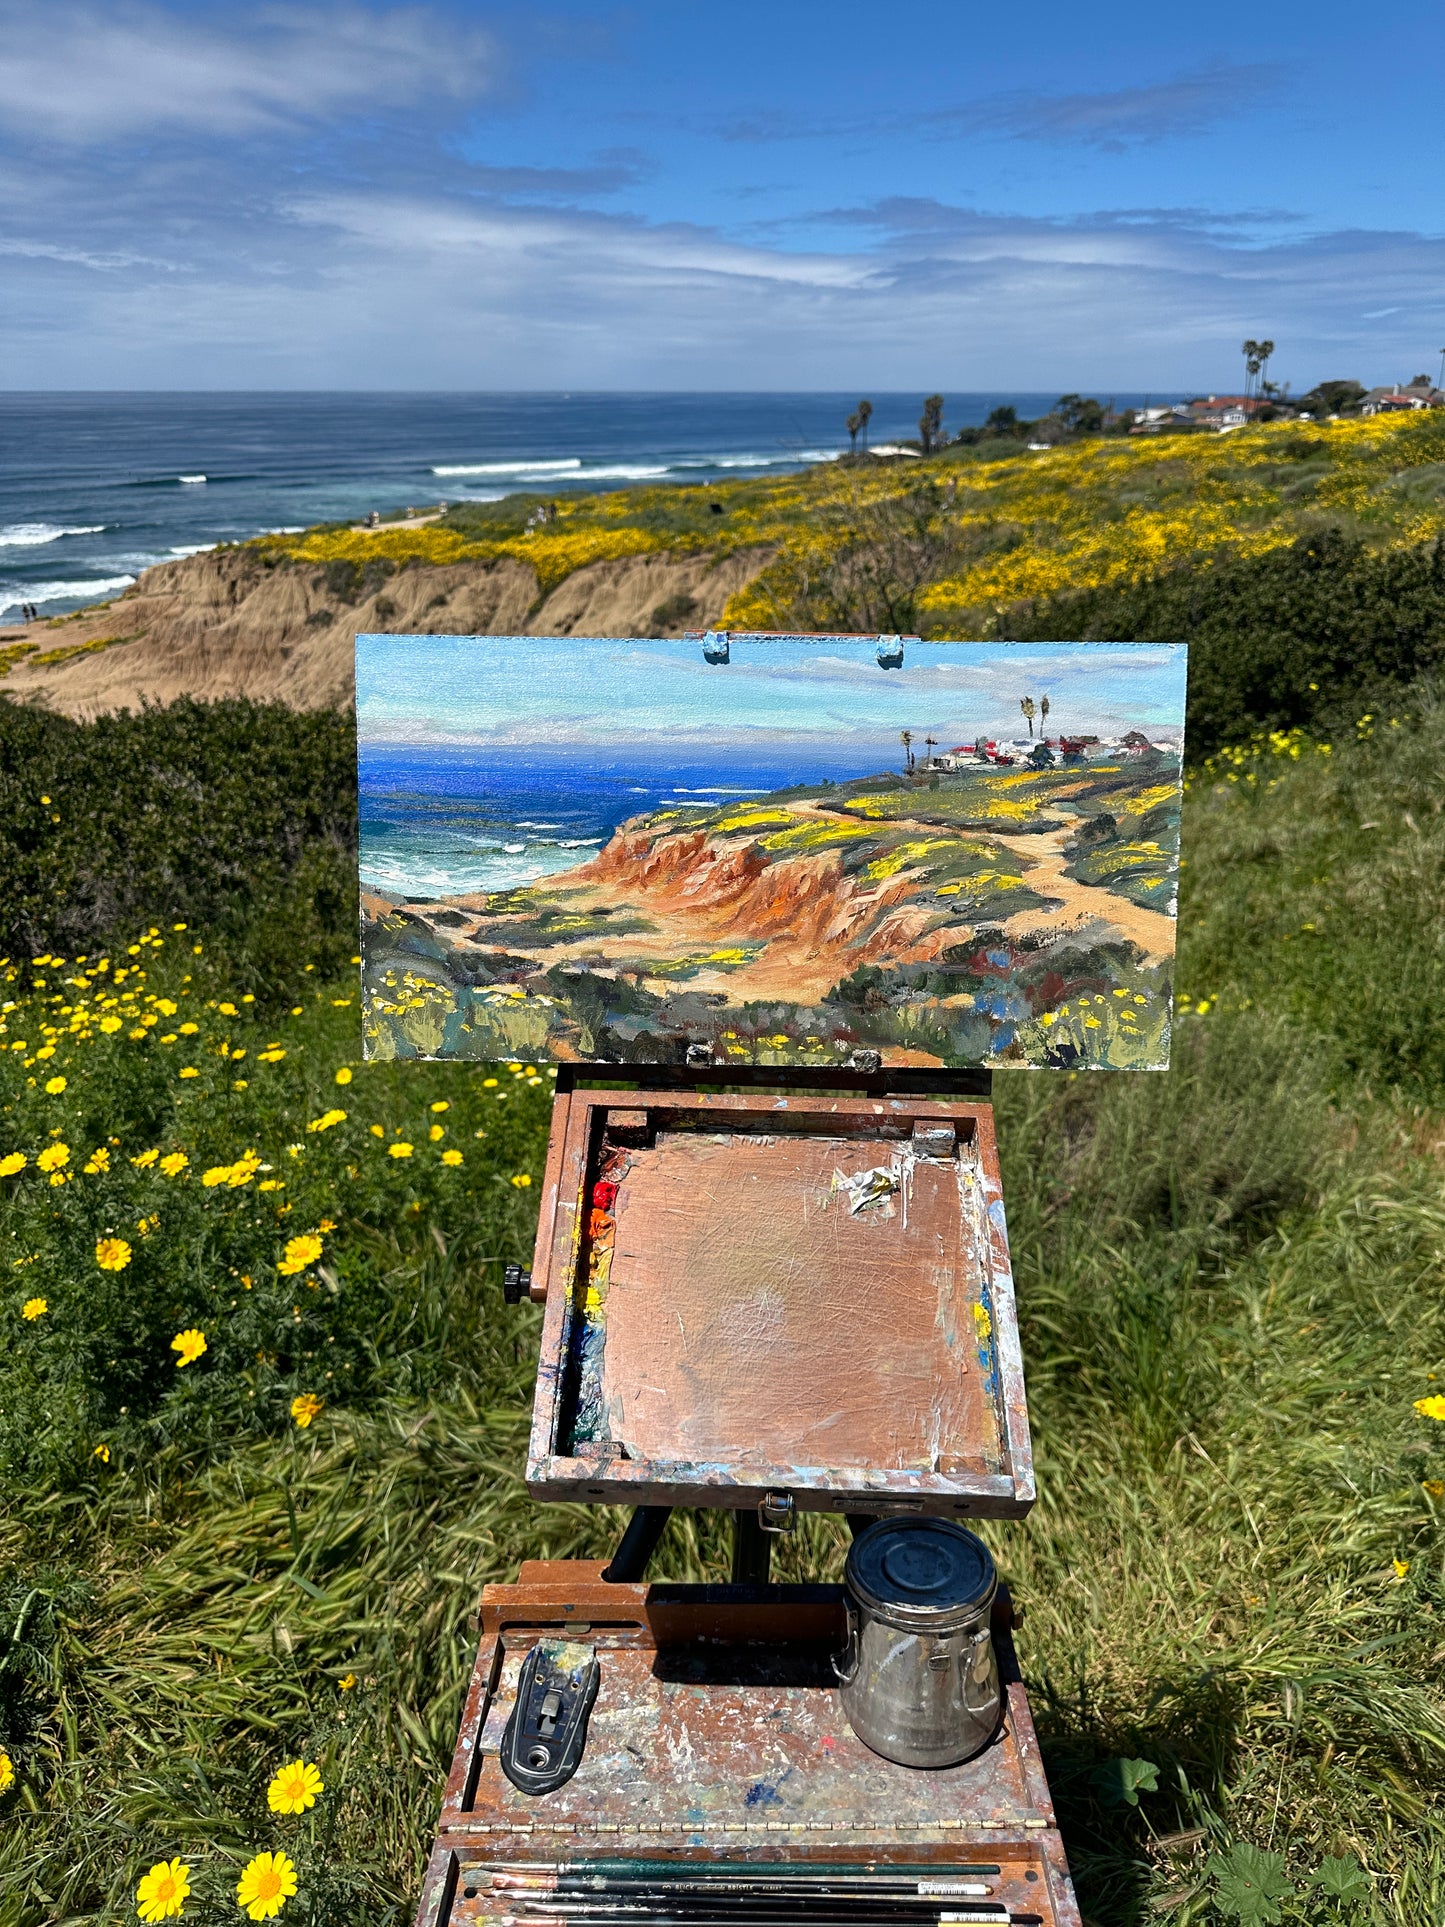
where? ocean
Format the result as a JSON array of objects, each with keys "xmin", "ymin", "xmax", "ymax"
[
  {"xmin": 359, "ymin": 738, "xmax": 900, "ymax": 900},
  {"xmin": 0, "ymin": 391, "xmax": 1175, "ymax": 622}
]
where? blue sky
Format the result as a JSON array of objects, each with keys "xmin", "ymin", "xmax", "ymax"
[
  {"xmin": 355, "ymin": 636, "xmax": 1189, "ymax": 743},
  {"xmin": 2, "ymin": 0, "xmax": 1440, "ymax": 391}
]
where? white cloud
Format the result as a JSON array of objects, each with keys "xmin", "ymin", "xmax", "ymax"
[{"xmin": 0, "ymin": 1, "xmax": 492, "ymax": 141}]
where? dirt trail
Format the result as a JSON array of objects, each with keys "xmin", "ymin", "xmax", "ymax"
[{"xmin": 990, "ymin": 821, "xmax": 1175, "ymax": 960}]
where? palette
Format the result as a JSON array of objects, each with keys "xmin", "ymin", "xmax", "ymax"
[
  {"xmin": 524, "ymin": 1088, "xmax": 1032, "ymax": 1517},
  {"xmin": 414, "ymin": 1561, "xmax": 1081, "ymax": 1927}
]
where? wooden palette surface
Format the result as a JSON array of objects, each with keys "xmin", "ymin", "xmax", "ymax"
[{"xmin": 526, "ymin": 1092, "xmax": 1032, "ymax": 1516}]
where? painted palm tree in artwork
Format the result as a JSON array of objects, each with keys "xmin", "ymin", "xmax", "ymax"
[
  {"xmin": 901, "ymin": 729, "xmax": 914, "ymax": 773},
  {"xmin": 1020, "ymin": 696, "xmax": 1037, "ymax": 737},
  {"xmin": 924, "ymin": 735, "xmax": 937, "ymax": 768},
  {"xmin": 1040, "ymin": 695, "xmax": 1050, "ymax": 737}
]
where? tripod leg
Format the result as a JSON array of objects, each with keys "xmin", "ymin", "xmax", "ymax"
[
  {"xmin": 602, "ymin": 1506, "xmax": 672, "ymax": 1582},
  {"xmin": 731, "ymin": 1509, "xmax": 772, "ymax": 1586}
]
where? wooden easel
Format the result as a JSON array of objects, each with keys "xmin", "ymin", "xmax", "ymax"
[{"xmin": 415, "ymin": 1059, "xmax": 1082, "ymax": 1927}]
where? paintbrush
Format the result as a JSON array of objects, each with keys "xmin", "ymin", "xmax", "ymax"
[
  {"xmin": 491, "ymin": 1886, "xmax": 995, "ymax": 1911},
  {"xmin": 473, "ymin": 1866, "xmax": 1003, "ymax": 1881},
  {"xmin": 487, "ymin": 1874, "xmax": 994, "ymax": 1898},
  {"xmin": 493, "ymin": 1910, "xmax": 1013, "ymax": 1927}
]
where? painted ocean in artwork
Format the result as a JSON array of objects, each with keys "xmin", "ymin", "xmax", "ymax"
[{"xmin": 356, "ymin": 634, "xmax": 1188, "ymax": 1070}]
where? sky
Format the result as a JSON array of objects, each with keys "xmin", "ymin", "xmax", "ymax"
[
  {"xmin": 2, "ymin": 0, "xmax": 1441, "ymax": 392},
  {"xmin": 355, "ymin": 635, "xmax": 1189, "ymax": 744}
]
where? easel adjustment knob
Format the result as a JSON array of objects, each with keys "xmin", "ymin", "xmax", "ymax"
[{"xmin": 503, "ymin": 1263, "xmax": 532, "ymax": 1304}]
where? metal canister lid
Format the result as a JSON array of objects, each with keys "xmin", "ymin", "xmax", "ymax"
[{"xmin": 845, "ymin": 1518, "xmax": 997, "ymax": 1631}]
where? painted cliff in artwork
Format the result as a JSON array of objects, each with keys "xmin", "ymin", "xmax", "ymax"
[{"xmin": 355, "ymin": 633, "xmax": 1187, "ymax": 1070}]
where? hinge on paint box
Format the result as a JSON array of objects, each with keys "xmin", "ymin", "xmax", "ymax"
[
  {"xmin": 758, "ymin": 1490, "xmax": 796, "ymax": 1534},
  {"xmin": 503, "ymin": 1264, "xmax": 532, "ymax": 1304}
]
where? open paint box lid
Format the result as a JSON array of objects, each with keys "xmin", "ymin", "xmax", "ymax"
[{"xmin": 524, "ymin": 1087, "xmax": 1033, "ymax": 1517}]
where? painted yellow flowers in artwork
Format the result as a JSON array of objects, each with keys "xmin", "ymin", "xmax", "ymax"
[
  {"xmin": 1414, "ymin": 1395, "xmax": 1445, "ymax": 1421},
  {"xmin": 267, "ymin": 1757, "xmax": 324, "ymax": 1814},
  {"xmin": 170, "ymin": 1328, "xmax": 207, "ymax": 1367},
  {"xmin": 22, "ymin": 1297, "xmax": 48, "ymax": 1321},
  {"xmin": 96, "ymin": 1236, "xmax": 133, "ymax": 1271},
  {"xmin": 278, "ymin": 1233, "xmax": 323, "ymax": 1275},
  {"xmin": 135, "ymin": 1856, "xmax": 191, "ymax": 1922},
  {"xmin": 236, "ymin": 1849, "xmax": 299, "ymax": 1919},
  {"xmin": 290, "ymin": 1393, "xmax": 324, "ymax": 1428}
]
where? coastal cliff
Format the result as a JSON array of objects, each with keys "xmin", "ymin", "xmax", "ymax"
[{"xmin": 0, "ymin": 541, "xmax": 773, "ymax": 719}]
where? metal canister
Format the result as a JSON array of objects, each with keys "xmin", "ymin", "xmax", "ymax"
[{"xmin": 835, "ymin": 1517, "xmax": 1001, "ymax": 1769}]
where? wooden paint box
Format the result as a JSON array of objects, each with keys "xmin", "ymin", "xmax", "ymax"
[
  {"xmin": 414, "ymin": 1561, "xmax": 1081, "ymax": 1927},
  {"xmin": 523, "ymin": 1086, "xmax": 1033, "ymax": 1519}
]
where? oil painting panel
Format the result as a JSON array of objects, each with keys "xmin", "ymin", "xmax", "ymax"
[{"xmin": 355, "ymin": 634, "xmax": 1187, "ymax": 1070}]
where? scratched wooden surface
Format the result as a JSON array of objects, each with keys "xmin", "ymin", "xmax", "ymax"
[
  {"xmin": 413, "ymin": 1566, "xmax": 1082, "ymax": 1927},
  {"xmin": 600, "ymin": 1132, "xmax": 993, "ymax": 1473}
]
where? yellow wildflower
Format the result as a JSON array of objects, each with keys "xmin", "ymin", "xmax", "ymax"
[
  {"xmin": 388, "ymin": 1141, "xmax": 413, "ymax": 1158},
  {"xmin": 429, "ymin": 1124, "xmax": 445, "ymax": 1141},
  {"xmin": 135, "ymin": 1857, "xmax": 191, "ymax": 1922},
  {"xmin": 318, "ymin": 1217, "xmax": 336, "ymax": 1232},
  {"xmin": 339, "ymin": 1673, "xmax": 356, "ymax": 1691},
  {"xmin": 131, "ymin": 1148, "xmax": 159, "ymax": 1168},
  {"xmin": 483, "ymin": 1076, "xmax": 498, "ymax": 1087},
  {"xmin": 278, "ymin": 1234, "xmax": 323, "ymax": 1275},
  {"xmin": 369, "ymin": 1123, "xmax": 384, "ymax": 1138},
  {"xmin": 334, "ymin": 1067, "xmax": 352, "ymax": 1085},
  {"xmin": 0, "ymin": 1748, "xmax": 13, "ymax": 1791},
  {"xmin": 306, "ymin": 1109, "xmax": 347, "ymax": 1133},
  {"xmin": 510, "ymin": 1173, "xmax": 532, "ymax": 1188},
  {"xmin": 99, "ymin": 1015, "xmax": 123, "ymax": 1033},
  {"xmin": 218, "ymin": 1001, "xmax": 238, "ymax": 1016},
  {"xmin": 1415, "ymin": 1396, "xmax": 1445, "ymax": 1422},
  {"xmin": 83, "ymin": 1147, "xmax": 111, "ymax": 1174},
  {"xmin": 158, "ymin": 1152, "xmax": 188, "ymax": 1177},
  {"xmin": 430, "ymin": 1100, "xmax": 449, "ymax": 1112},
  {"xmin": 178, "ymin": 1021, "xmax": 198, "ymax": 1034},
  {"xmin": 1423, "ymin": 1479, "xmax": 1445, "ymax": 1499},
  {"xmin": 1393, "ymin": 1558, "xmax": 1410, "ymax": 1579},
  {"xmin": 170, "ymin": 1329, "xmax": 207, "ymax": 1367},
  {"xmin": 36, "ymin": 1142, "xmax": 69, "ymax": 1172},
  {"xmin": 258, "ymin": 1048, "xmax": 286, "ymax": 1063},
  {"xmin": 96, "ymin": 1237, "xmax": 132, "ymax": 1271},
  {"xmin": 268, "ymin": 1757, "xmax": 324, "ymax": 1813},
  {"xmin": 236, "ymin": 1850, "xmax": 298, "ymax": 1920},
  {"xmin": 93, "ymin": 1443, "xmax": 110, "ymax": 1463},
  {"xmin": 44, "ymin": 1074, "xmax": 66, "ymax": 1094},
  {"xmin": 22, "ymin": 1297, "xmax": 47, "ymax": 1320},
  {"xmin": 178, "ymin": 1067, "xmax": 199, "ymax": 1079},
  {"xmin": 290, "ymin": 1393, "xmax": 324, "ymax": 1429},
  {"xmin": 0, "ymin": 1152, "xmax": 26, "ymax": 1177},
  {"xmin": 441, "ymin": 1149, "xmax": 463, "ymax": 1166}
]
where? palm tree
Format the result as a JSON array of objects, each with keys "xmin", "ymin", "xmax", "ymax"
[
  {"xmin": 1020, "ymin": 696, "xmax": 1036, "ymax": 738},
  {"xmin": 900, "ymin": 729, "xmax": 914, "ymax": 773},
  {"xmin": 1257, "ymin": 340, "xmax": 1275, "ymax": 400},
  {"xmin": 858, "ymin": 399, "xmax": 874, "ymax": 453},
  {"xmin": 846, "ymin": 411, "xmax": 861, "ymax": 455}
]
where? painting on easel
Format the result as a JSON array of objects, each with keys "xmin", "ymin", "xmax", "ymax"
[{"xmin": 355, "ymin": 633, "xmax": 1187, "ymax": 1070}]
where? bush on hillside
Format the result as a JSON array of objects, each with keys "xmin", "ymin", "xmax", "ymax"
[
  {"xmin": 1006, "ymin": 530, "xmax": 1445, "ymax": 758},
  {"xmin": 0, "ymin": 698, "xmax": 357, "ymax": 995}
]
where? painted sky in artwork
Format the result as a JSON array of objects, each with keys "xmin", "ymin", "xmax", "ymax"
[{"xmin": 356, "ymin": 635, "xmax": 1187, "ymax": 747}]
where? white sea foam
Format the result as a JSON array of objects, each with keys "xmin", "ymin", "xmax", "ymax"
[
  {"xmin": 177, "ymin": 474, "xmax": 207, "ymax": 484},
  {"xmin": 432, "ymin": 459, "xmax": 583, "ymax": 477},
  {"xmin": 168, "ymin": 543, "xmax": 218, "ymax": 557},
  {"xmin": 0, "ymin": 574, "xmax": 135, "ymax": 614},
  {"xmin": 0, "ymin": 523, "xmax": 107, "ymax": 548}
]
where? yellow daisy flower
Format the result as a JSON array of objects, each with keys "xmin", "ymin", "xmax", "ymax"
[
  {"xmin": 429, "ymin": 1100, "xmax": 449, "ymax": 1112},
  {"xmin": 334, "ymin": 1067, "xmax": 352, "ymax": 1085},
  {"xmin": 388, "ymin": 1141, "xmax": 413, "ymax": 1159},
  {"xmin": 0, "ymin": 1748, "xmax": 13, "ymax": 1791},
  {"xmin": 236, "ymin": 1850, "xmax": 298, "ymax": 1919},
  {"xmin": 135, "ymin": 1856, "xmax": 191, "ymax": 1922},
  {"xmin": 267, "ymin": 1758, "xmax": 324, "ymax": 1814},
  {"xmin": 277, "ymin": 1234, "xmax": 323, "ymax": 1276},
  {"xmin": 0, "ymin": 1152, "xmax": 26, "ymax": 1177},
  {"xmin": 1415, "ymin": 1395, "xmax": 1445, "ymax": 1422},
  {"xmin": 36, "ymin": 1142, "xmax": 69, "ymax": 1172},
  {"xmin": 22, "ymin": 1297, "xmax": 47, "ymax": 1321},
  {"xmin": 96, "ymin": 1237, "xmax": 133, "ymax": 1271},
  {"xmin": 159, "ymin": 1152, "xmax": 189, "ymax": 1177},
  {"xmin": 441, "ymin": 1149, "xmax": 463, "ymax": 1166},
  {"xmin": 44, "ymin": 1075, "xmax": 67, "ymax": 1094},
  {"xmin": 510, "ymin": 1173, "xmax": 532, "ymax": 1188},
  {"xmin": 170, "ymin": 1329, "xmax": 207, "ymax": 1367},
  {"xmin": 290, "ymin": 1393, "xmax": 324, "ymax": 1429}
]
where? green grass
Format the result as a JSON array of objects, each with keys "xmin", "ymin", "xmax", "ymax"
[{"xmin": 2, "ymin": 696, "xmax": 1444, "ymax": 1925}]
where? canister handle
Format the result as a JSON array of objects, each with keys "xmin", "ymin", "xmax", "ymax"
[{"xmin": 832, "ymin": 1600, "xmax": 860, "ymax": 1685}]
